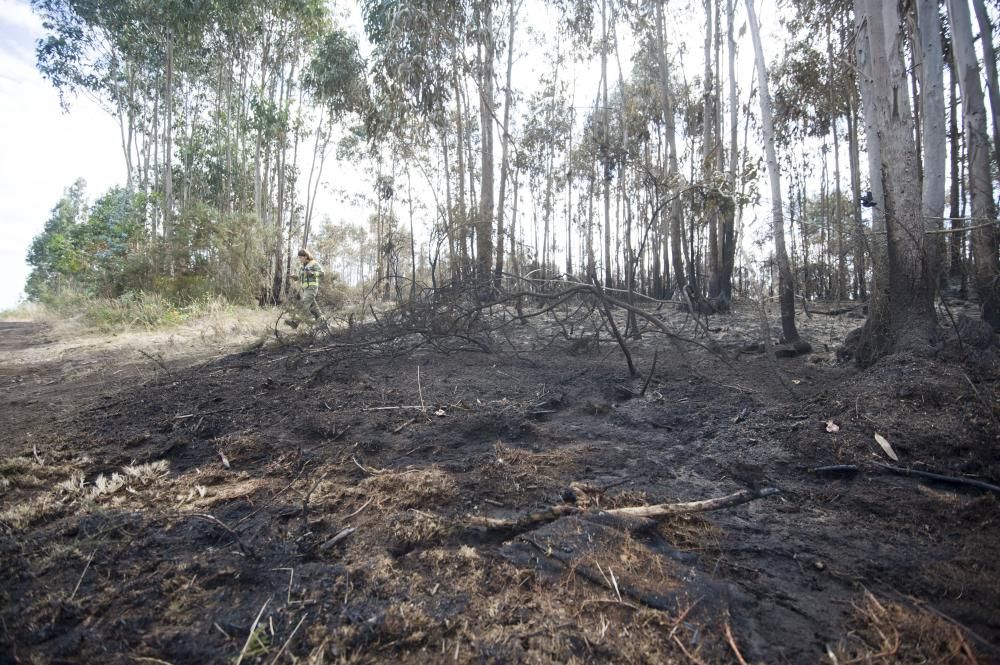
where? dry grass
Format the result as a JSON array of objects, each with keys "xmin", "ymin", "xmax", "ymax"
[
  {"xmin": 0, "ymin": 456, "xmax": 74, "ymax": 490},
  {"xmin": 0, "ymin": 494, "xmax": 61, "ymax": 529},
  {"xmin": 358, "ymin": 467, "xmax": 459, "ymax": 510},
  {"xmin": 831, "ymin": 591, "xmax": 979, "ymax": 664}
]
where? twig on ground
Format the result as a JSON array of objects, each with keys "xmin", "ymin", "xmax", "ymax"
[
  {"xmin": 640, "ymin": 346, "xmax": 659, "ymax": 396},
  {"xmin": 235, "ymin": 598, "xmax": 270, "ymax": 665},
  {"xmin": 344, "ymin": 498, "xmax": 373, "ymax": 520},
  {"xmin": 301, "ymin": 471, "xmax": 330, "ymax": 523},
  {"xmin": 671, "ymin": 633, "xmax": 710, "ymax": 665},
  {"xmin": 812, "ymin": 462, "xmax": 1000, "ymax": 494},
  {"xmin": 962, "ymin": 372, "xmax": 1000, "ymax": 431},
  {"xmin": 68, "ymin": 550, "xmax": 96, "ymax": 601},
  {"xmin": 872, "ymin": 462, "xmax": 1000, "ymax": 495},
  {"xmin": 392, "ymin": 417, "xmax": 416, "ymax": 434},
  {"xmin": 471, "ymin": 487, "xmax": 781, "ymax": 531},
  {"xmin": 352, "ymin": 456, "xmax": 386, "ymax": 475},
  {"xmin": 724, "ymin": 621, "xmax": 750, "ymax": 665},
  {"xmin": 137, "ymin": 349, "xmax": 172, "ymax": 378},
  {"xmin": 268, "ymin": 613, "xmax": 308, "ymax": 665},
  {"xmin": 417, "ymin": 365, "xmax": 426, "ymax": 414},
  {"xmin": 319, "ymin": 527, "xmax": 356, "ymax": 552},
  {"xmin": 194, "ymin": 513, "xmax": 255, "ymax": 558}
]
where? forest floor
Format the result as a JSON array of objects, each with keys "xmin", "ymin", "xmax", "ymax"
[{"xmin": 1, "ymin": 298, "xmax": 998, "ymax": 665}]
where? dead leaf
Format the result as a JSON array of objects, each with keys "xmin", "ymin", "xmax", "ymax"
[
  {"xmin": 825, "ymin": 420, "xmax": 840, "ymax": 433},
  {"xmin": 219, "ymin": 451, "xmax": 231, "ymax": 468},
  {"xmin": 874, "ymin": 432, "xmax": 898, "ymax": 461},
  {"xmin": 434, "ymin": 409, "xmax": 447, "ymax": 417}
]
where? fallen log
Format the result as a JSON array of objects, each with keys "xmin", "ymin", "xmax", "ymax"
[{"xmin": 470, "ymin": 487, "xmax": 781, "ymax": 531}]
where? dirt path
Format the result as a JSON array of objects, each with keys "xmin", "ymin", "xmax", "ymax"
[{"xmin": 1, "ymin": 307, "xmax": 997, "ymax": 664}]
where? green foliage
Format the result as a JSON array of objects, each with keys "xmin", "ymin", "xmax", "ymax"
[
  {"xmin": 26, "ymin": 182, "xmax": 272, "ymax": 307},
  {"xmin": 304, "ymin": 28, "xmax": 369, "ymax": 119},
  {"xmin": 361, "ymin": 0, "xmax": 465, "ymax": 134},
  {"xmin": 26, "ymin": 182, "xmax": 147, "ymax": 301}
]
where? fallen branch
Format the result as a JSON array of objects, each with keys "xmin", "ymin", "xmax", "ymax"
[
  {"xmin": 873, "ymin": 462, "xmax": 1000, "ymax": 495},
  {"xmin": 319, "ymin": 526, "xmax": 356, "ymax": 552},
  {"xmin": 471, "ymin": 487, "xmax": 781, "ymax": 531},
  {"xmin": 811, "ymin": 463, "xmax": 1000, "ymax": 494},
  {"xmin": 604, "ymin": 487, "xmax": 781, "ymax": 519}
]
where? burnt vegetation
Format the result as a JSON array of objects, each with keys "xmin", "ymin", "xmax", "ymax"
[{"xmin": 1, "ymin": 285, "xmax": 998, "ymax": 664}]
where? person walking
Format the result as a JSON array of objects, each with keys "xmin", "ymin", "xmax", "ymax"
[{"xmin": 286, "ymin": 248, "xmax": 325, "ymax": 328}]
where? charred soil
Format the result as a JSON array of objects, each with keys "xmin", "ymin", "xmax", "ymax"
[{"xmin": 1, "ymin": 302, "xmax": 998, "ymax": 664}]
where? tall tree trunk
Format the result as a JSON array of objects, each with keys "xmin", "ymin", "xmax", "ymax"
[
  {"xmin": 948, "ymin": 0, "xmax": 1000, "ymax": 329},
  {"xmin": 971, "ymin": 0, "xmax": 1000, "ymax": 170},
  {"xmin": 916, "ymin": 0, "xmax": 946, "ymax": 286},
  {"xmin": 494, "ymin": 0, "xmax": 519, "ymax": 286},
  {"xmin": 948, "ymin": 69, "xmax": 965, "ymax": 290},
  {"xmin": 454, "ymin": 73, "xmax": 469, "ymax": 282},
  {"xmin": 745, "ymin": 0, "xmax": 806, "ymax": 350},
  {"xmin": 846, "ymin": 95, "xmax": 867, "ymax": 300},
  {"xmin": 719, "ymin": 0, "xmax": 738, "ymax": 306},
  {"xmin": 477, "ymin": 0, "xmax": 495, "ymax": 286},
  {"xmin": 601, "ymin": 0, "xmax": 612, "ymax": 288},
  {"xmin": 654, "ymin": 1, "xmax": 686, "ymax": 296},
  {"xmin": 855, "ymin": 0, "xmax": 940, "ymax": 358},
  {"xmin": 704, "ymin": 0, "xmax": 721, "ymax": 302},
  {"xmin": 163, "ymin": 30, "xmax": 174, "ymax": 248},
  {"xmin": 828, "ymin": 26, "xmax": 846, "ymax": 303}
]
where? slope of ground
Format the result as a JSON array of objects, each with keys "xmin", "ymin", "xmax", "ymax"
[{"xmin": 0, "ymin": 301, "xmax": 997, "ymax": 664}]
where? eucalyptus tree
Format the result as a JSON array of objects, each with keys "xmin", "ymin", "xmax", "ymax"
[
  {"xmin": 745, "ymin": 0, "xmax": 808, "ymax": 352},
  {"xmin": 947, "ymin": 0, "xmax": 1000, "ymax": 329},
  {"xmin": 302, "ymin": 26, "xmax": 369, "ymax": 247},
  {"xmin": 853, "ymin": 0, "xmax": 939, "ymax": 359},
  {"xmin": 362, "ymin": 0, "xmax": 501, "ymax": 289},
  {"xmin": 971, "ymin": 0, "xmax": 1000, "ymax": 170}
]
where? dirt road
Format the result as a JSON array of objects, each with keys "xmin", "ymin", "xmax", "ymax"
[{"xmin": 1, "ymin": 308, "xmax": 997, "ymax": 664}]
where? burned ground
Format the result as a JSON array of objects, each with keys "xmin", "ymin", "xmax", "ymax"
[{"xmin": 0, "ymin": 302, "xmax": 998, "ymax": 664}]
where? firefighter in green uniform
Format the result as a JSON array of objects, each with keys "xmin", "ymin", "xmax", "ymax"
[{"xmin": 286, "ymin": 248, "xmax": 325, "ymax": 328}]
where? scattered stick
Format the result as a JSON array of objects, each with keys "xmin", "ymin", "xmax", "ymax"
[
  {"xmin": 471, "ymin": 488, "xmax": 781, "ymax": 531},
  {"xmin": 603, "ymin": 488, "xmax": 781, "ymax": 519},
  {"xmin": 811, "ymin": 465, "xmax": 861, "ymax": 477},
  {"xmin": 301, "ymin": 471, "xmax": 330, "ymax": 523},
  {"xmin": 962, "ymin": 372, "xmax": 1000, "ymax": 431},
  {"xmin": 351, "ymin": 456, "xmax": 386, "ymax": 475},
  {"xmin": 640, "ymin": 346, "xmax": 659, "ymax": 397},
  {"xmin": 268, "ymin": 612, "xmax": 308, "ymax": 665},
  {"xmin": 319, "ymin": 527, "xmax": 356, "ymax": 553},
  {"xmin": 524, "ymin": 537, "xmax": 677, "ymax": 613},
  {"xmin": 672, "ymin": 633, "xmax": 710, "ymax": 665},
  {"xmin": 392, "ymin": 417, "xmax": 417, "ymax": 434},
  {"xmin": 872, "ymin": 462, "xmax": 1000, "ymax": 495},
  {"xmin": 724, "ymin": 621, "xmax": 750, "ymax": 665},
  {"xmin": 812, "ymin": 462, "xmax": 1000, "ymax": 494},
  {"xmin": 417, "ymin": 365, "xmax": 426, "ymax": 413},
  {"xmin": 67, "ymin": 550, "xmax": 96, "ymax": 601},
  {"xmin": 234, "ymin": 598, "xmax": 270, "ymax": 665},
  {"xmin": 344, "ymin": 498, "xmax": 373, "ymax": 520},
  {"xmin": 194, "ymin": 513, "xmax": 255, "ymax": 558}
]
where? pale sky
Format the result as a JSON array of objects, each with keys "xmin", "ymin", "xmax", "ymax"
[{"xmin": 0, "ymin": 0, "xmax": 123, "ymax": 310}]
